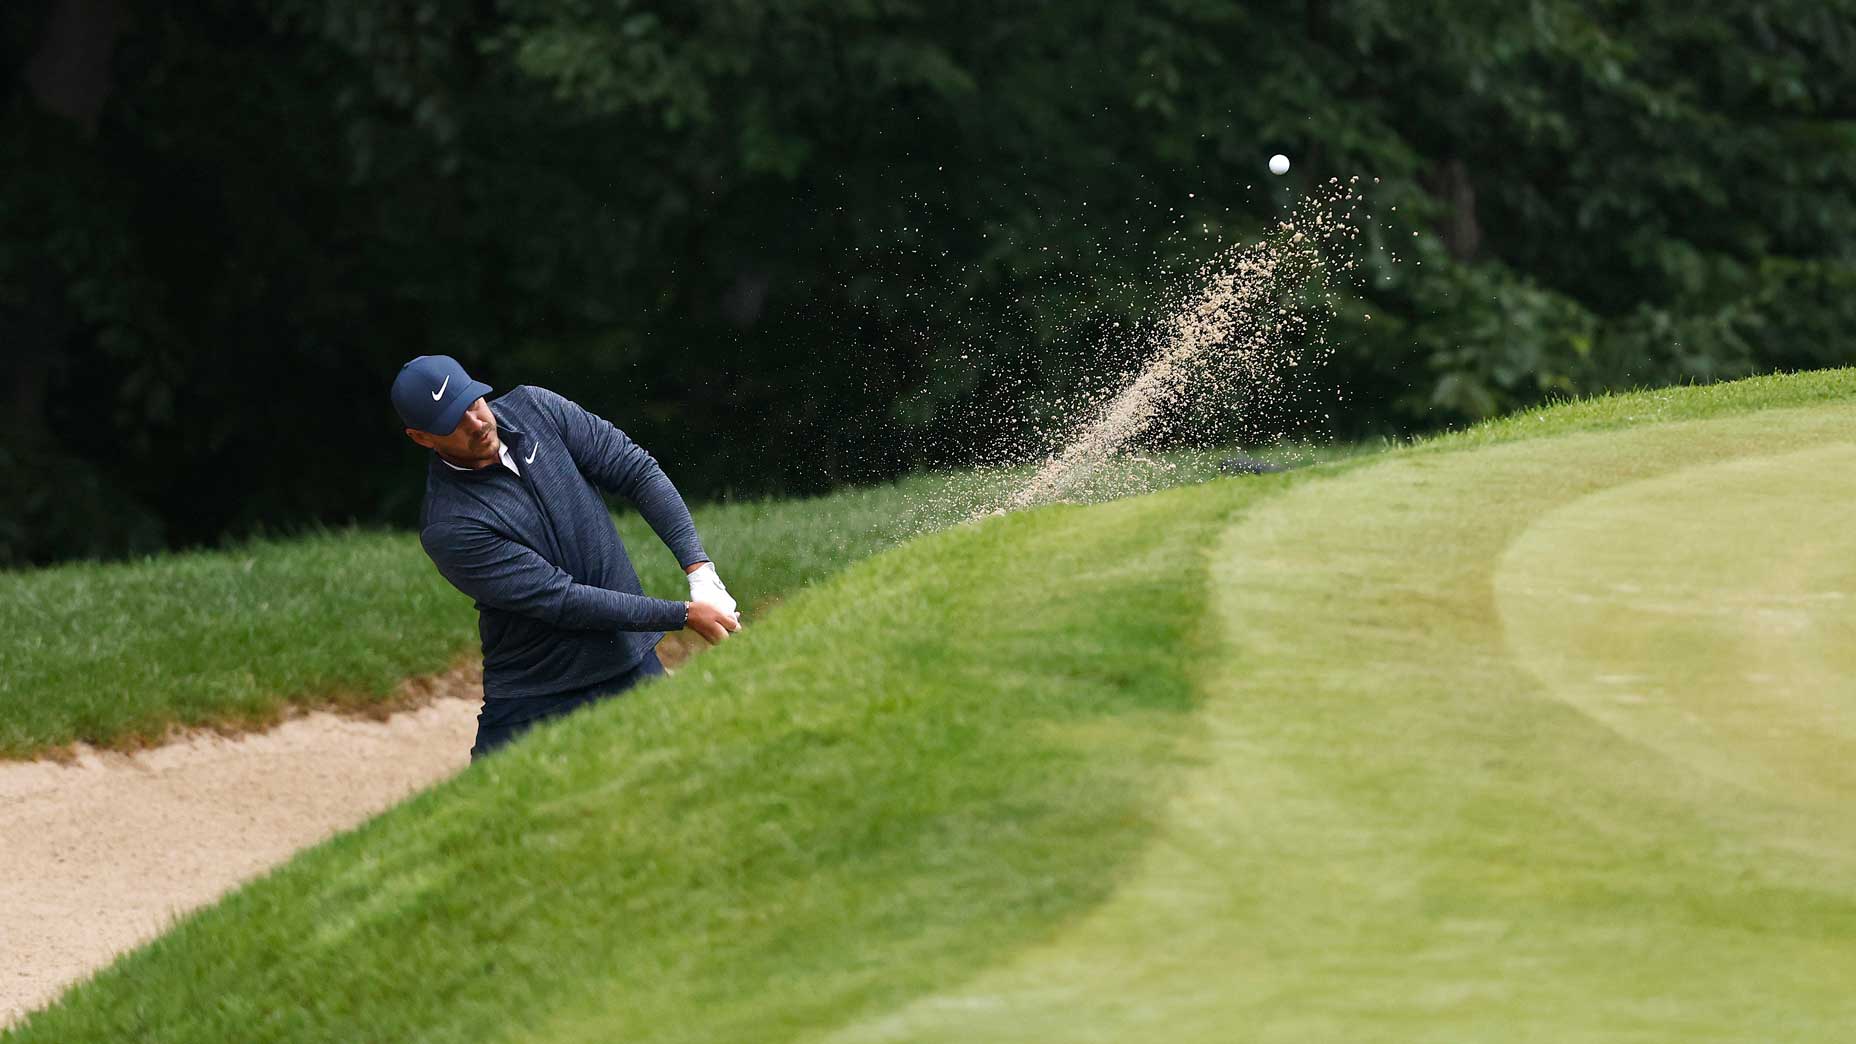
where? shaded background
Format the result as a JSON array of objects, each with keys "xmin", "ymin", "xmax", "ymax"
[{"xmin": 5, "ymin": 0, "xmax": 1854, "ymax": 568}]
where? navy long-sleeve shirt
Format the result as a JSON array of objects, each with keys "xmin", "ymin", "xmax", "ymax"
[{"xmin": 417, "ymin": 385, "xmax": 706, "ymax": 700}]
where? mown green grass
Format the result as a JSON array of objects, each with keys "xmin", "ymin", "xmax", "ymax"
[
  {"xmin": 4, "ymin": 466, "xmax": 1280, "ymax": 1042},
  {"xmin": 7, "ymin": 368, "xmax": 1853, "ymax": 1040},
  {"xmin": 0, "ymin": 528, "xmax": 472, "ymax": 758},
  {"xmin": 811, "ymin": 388, "xmax": 1856, "ymax": 1040}
]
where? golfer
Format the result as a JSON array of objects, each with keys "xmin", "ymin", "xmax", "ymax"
[{"xmin": 391, "ymin": 354, "xmax": 740, "ymax": 761}]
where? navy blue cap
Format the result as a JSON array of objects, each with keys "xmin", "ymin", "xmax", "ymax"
[{"xmin": 391, "ymin": 355, "xmax": 495, "ymax": 435}]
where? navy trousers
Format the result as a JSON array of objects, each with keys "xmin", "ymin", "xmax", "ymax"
[{"xmin": 469, "ymin": 650, "xmax": 667, "ymax": 763}]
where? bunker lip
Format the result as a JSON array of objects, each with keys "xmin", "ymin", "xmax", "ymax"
[
  {"xmin": 2, "ymin": 654, "xmax": 485, "ymax": 766},
  {"xmin": 0, "ymin": 638, "xmax": 705, "ymax": 1028},
  {"xmin": 0, "ymin": 693, "xmax": 479, "ymax": 1028}
]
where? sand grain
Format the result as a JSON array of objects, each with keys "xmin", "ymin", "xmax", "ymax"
[{"xmin": 0, "ymin": 686, "xmax": 480, "ymax": 1026}]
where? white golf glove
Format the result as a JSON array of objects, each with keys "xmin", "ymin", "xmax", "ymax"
[{"xmin": 688, "ymin": 562, "xmax": 740, "ymax": 625}]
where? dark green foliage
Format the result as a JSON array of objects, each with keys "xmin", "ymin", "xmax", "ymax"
[{"xmin": 5, "ymin": 0, "xmax": 1854, "ymax": 566}]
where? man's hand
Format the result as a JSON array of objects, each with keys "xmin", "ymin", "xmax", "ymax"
[{"xmin": 685, "ymin": 600, "xmax": 742, "ymax": 645}]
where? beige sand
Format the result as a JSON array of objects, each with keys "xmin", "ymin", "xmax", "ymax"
[
  {"xmin": 999, "ymin": 178, "xmax": 1365, "ymax": 513},
  {"xmin": 0, "ymin": 634, "xmax": 709, "ymax": 1029},
  {"xmin": 0, "ymin": 666, "xmax": 483, "ymax": 1027}
]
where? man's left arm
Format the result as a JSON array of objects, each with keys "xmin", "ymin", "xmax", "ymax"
[{"xmin": 539, "ymin": 386, "xmax": 710, "ymax": 570}]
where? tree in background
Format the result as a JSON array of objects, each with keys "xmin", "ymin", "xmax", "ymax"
[{"xmin": 4, "ymin": 0, "xmax": 1854, "ymax": 567}]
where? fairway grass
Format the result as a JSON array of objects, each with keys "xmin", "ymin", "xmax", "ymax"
[{"xmin": 8, "ymin": 368, "xmax": 1856, "ymax": 1040}]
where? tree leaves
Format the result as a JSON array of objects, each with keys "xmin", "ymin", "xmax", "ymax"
[{"xmin": 7, "ymin": 0, "xmax": 1856, "ymax": 564}]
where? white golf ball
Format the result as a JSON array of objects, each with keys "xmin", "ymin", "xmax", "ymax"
[{"xmin": 1269, "ymin": 154, "xmax": 1291, "ymax": 176}]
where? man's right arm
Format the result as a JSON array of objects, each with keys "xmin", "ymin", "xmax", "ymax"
[{"xmin": 421, "ymin": 522, "xmax": 688, "ymax": 633}]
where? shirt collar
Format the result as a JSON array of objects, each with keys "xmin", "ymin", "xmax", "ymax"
[{"xmin": 439, "ymin": 440, "xmax": 518, "ymax": 471}]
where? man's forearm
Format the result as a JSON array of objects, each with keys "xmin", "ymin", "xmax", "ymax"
[{"xmin": 559, "ymin": 581, "xmax": 689, "ymax": 633}]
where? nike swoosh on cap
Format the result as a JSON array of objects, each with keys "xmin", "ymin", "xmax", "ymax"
[{"xmin": 431, "ymin": 375, "xmax": 450, "ymax": 401}]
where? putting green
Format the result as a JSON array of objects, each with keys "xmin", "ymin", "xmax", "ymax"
[
  {"xmin": 827, "ymin": 402, "xmax": 1856, "ymax": 1042},
  {"xmin": 1499, "ymin": 444, "xmax": 1856, "ymax": 806}
]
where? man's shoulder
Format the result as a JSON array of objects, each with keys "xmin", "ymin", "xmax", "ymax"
[
  {"xmin": 417, "ymin": 463, "xmax": 492, "ymax": 540},
  {"xmin": 495, "ymin": 384, "xmax": 567, "ymax": 408},
  {"xmin": 417, "ymin": 480, "xmax": 463, "ymax": 538},
  {"xmin": 492, "ymin": 384, "xmax": 574, "ymax": 426},
  {"xmin": 417, "ymin": 508, "xmax": 486, "ymax": 555}
]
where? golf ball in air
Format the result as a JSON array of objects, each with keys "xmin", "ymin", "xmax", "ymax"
[{"xmin": 1269, "ymin": 154, "xmax": 1291, "ymax": 176}]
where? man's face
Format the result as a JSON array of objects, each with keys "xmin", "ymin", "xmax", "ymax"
[{"xmin": 406, "ymin": 397, "xmax": 500, "ymax": 466}]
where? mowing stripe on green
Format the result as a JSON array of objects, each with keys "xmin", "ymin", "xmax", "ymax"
[{"xmin": 1498, "ymin": 443, "xmax": 1856, "ymax": 806}]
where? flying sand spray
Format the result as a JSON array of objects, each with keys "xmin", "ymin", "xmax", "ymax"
[{"xmin": 988, "ymin": 165, "xmax": 1367, "ymax": 515}]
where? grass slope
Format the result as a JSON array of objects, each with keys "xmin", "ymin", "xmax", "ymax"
[{"xmin": 4, "ymin": 471, "xmax": 1279, "ymax": 1041}]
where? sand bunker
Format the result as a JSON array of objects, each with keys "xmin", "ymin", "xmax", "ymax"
[{"xmin": 0, "ymin": 669, "xmax": 482, "ymax": 1026}]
